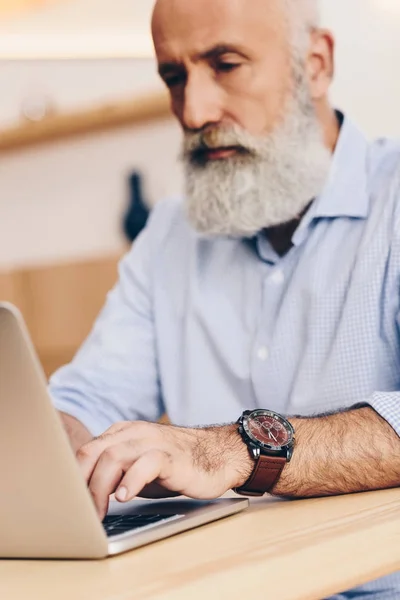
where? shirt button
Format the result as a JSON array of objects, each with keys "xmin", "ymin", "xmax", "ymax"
[
  {"xmin": 270, "ymin": 269, "xmax": 285, "ymax": 285},
  {"xmin": 257, "ymin": 346, "xmax": 269, "ymax": 361}
]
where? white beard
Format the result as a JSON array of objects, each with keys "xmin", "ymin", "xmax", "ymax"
[{"xmin": 181, "ymin": 73, "xmax": 332, "ymax": 238}]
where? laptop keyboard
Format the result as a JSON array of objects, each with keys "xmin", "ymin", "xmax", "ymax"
[{"xmin": 102, "ymin": 513, "xmax": 183, "ymax": 537}]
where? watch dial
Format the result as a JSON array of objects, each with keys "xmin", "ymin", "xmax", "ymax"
[{"xmin": 248, "ymin": 415, "xmax": 290, "ymax": 447}]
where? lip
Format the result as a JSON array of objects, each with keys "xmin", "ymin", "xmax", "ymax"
[{"xmin": 204, "ymin": 147, "xmax": 238, "ymax": 160}]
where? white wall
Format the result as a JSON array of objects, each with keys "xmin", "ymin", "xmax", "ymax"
[
  {"xmin": 0, "ymin": 59, "xmax": 183, "ymax": 269},
  {"xmin": 320, "ymin": 0, "xmax": 400, "ymax": 138},
  {"xmin": 0, "ymin": 117, "xmax": 182, "ymax": 269},
  {"xmin": 0, "ymin": 0, "xmax": 156, "ymax": 58},
  {"xmin": 1, "ymin": 0, "xmax": 400, "ymax": 269}
]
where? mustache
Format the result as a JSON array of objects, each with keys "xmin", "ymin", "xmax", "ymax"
[{"xmin": 182, "ymin": 125, "xmax": 262, "ymax": 165}]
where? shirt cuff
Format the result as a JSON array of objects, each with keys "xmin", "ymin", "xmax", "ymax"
[
  {"xmin": 51, "ymin": 398, "xmax": 112, "ymax": 438},
  {"xmin": 366, "ymin": 392, "xmax": 400, "ymax": 438}
]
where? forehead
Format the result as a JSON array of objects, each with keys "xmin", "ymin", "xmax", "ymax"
[{"xmin": 152, "ymin": 0, "xmax": 287, "ymax": 63}]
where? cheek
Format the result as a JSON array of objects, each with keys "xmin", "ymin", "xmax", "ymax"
[{"xmin": 222, "ymin": 63, "xmax": 292, "ymax": 136}]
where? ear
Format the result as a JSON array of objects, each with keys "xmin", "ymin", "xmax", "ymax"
[{"xmin": 306, "ymin": 29, "xmax": 335, "ymax": 100}]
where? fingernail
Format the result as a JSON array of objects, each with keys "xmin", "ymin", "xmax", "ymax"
[{"xmin": 116, "ymin": 486, "xmax": 128, "ymax": 502}]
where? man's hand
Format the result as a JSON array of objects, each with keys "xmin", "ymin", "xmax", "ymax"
[
  {"xmin": 76, "ymin": 421, "xmax": 253, "ymax": 519},
  {"xmin": 59, "ymin": 412, "xmax": 93, "ymax": 453}
]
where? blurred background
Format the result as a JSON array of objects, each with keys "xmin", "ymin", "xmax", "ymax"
[{"xmin": 0, "ymin": 0, "xmax": 399, "ymax": 376}]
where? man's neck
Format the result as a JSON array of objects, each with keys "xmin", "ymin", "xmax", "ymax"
[
  {"xmin": 265, "ymin": 213, "xmax": 305, "ymax": 257},
  {"xmin": 266, "ymin": 106, "xmax": 341, "ymax": 257}
]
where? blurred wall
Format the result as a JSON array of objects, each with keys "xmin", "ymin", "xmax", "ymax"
[
  {"xmin": 0, "ymin": 59, "xmax": 182, "ymax": 270},
  {"xmin": 321, "ymin": 0, "xmax": 400, "ymax": 137},
  {"xmin": 0, "ymin": 0, "xmax": 399, "ymax": 269}
]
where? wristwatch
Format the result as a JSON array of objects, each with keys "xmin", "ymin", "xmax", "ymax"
[{"xmin": 234, "ymin": 409, "xmax": 295, "ymax": 496}]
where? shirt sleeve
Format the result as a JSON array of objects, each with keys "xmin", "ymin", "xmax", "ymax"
[
  {"xmin": 366, "ymin": 392, "xmax": 400, "ymax": 438},
  {"xmin": 366, "ymin": 175, "xmax": 400, "ymax": 438},
  {"xmin": 49, "ymin": 200, "xmax": 176, "ymax": 437}
]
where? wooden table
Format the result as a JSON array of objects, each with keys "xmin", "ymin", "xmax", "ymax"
[{"xmin": 1, "ymin": 488, "xmax": 400, "ymax": 600}]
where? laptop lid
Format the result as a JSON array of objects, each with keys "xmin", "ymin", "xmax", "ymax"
[{"xmin": 0, "ymin": 302, "xmax": 108, "ymax": 559}]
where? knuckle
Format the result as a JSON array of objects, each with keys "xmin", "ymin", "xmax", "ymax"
[
  {"xmin": 152, "ymin": 448, "xmax": 172, "ymax": 463},
  {"xmin": 102, "ymin": 446, "xmax": 123, "ymax": 463},
  {"xmin": 127, "ymin": 438, "xmax": 140, "ymax": 450},
  {"xmin": 164, "ymin": 450, "xmax": 173, "ymax": 464},
  {"xmin": 129, "ymin": 421, "xmax": 158, "ymax": 438},
  {"xmin": 106, "ymin": 421, "xmax": 131, "ymax": 434},
  {"xmin": 76, "ymin": 445, "xmax": 93, "ymax": 461}
]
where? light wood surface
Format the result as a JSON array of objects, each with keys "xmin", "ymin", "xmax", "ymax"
[
  {"xmin": 0, "ymin": 91, "xmax": 171, "ymax": 154},
  {"xmin": 1, "ymin": 488, "xmax": 400, "ymax": 600}
]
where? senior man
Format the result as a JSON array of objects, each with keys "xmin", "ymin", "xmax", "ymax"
[{"xmin": 51, "ymin": 0, "xmax": 400, "ymax": 597}]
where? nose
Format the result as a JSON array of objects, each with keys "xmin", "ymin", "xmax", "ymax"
[{"xmin": 179, "ymin": 71, "xmax": 224, "ymax": 131}]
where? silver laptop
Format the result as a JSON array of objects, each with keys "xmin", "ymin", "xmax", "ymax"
[{"xmin": 0, "ymin": 302, "xmax": 248, "ymax": 559}]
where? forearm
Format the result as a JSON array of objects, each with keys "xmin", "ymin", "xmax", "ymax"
[
  {"xmin": 272, "ymin": 406, "xmax": 400, "ymax": 498},
  {"xmin": 59, "ymin": 412, "xmax": 93, "ymax": 453}
]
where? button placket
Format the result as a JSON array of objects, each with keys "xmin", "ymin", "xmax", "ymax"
[
  {"xmin": 250, "ymin": 266, "xmax": 286, "ymax": 408},
  {"xmin": 269, "ymin": 269, "xmax": 285, "ymax": 285},
  {"xmin": 257, "ymin": 346, "xmax": 269, "ymax": 361}
]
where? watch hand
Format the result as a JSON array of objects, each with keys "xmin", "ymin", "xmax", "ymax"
[{"xmin": 270, "ymin": 431, "xmax": 278, "ymax": 443}]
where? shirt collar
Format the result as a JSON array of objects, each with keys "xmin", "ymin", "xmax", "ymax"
[{"xmin": 292, "ymin": 111, "xmax": 370, "ymax": 247}]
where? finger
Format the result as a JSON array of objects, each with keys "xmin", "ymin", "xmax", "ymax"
[
  {"xmin": 76, "ymin": 422, "xmax": 153, "ymax": 482},
  {"xmin": 115, "ymin": 450, "xmax": 173, "ymax": 503},
  {"xmin": 88, "ymin": 450, "xmax": 124, "ymax": 520},
  {"xmin": 77, "ymin": 439, "xmax": 113, "ymax": 485},
  {"xmin": 88, "ymin": 440, "xmax": 149, "ymax": 519},
  {"xmin": 76, "ymin": 434, "xmax": 127, "ymax": 483}
]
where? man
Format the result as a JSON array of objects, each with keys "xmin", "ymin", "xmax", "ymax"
[{"xmin": 50, "ymin": 0, "xmax": 400, "ymax": 597}]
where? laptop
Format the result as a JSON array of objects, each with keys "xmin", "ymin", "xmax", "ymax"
[{"xmin": 0, "ymin": 302, "xmax": 248, "ymax": 559}]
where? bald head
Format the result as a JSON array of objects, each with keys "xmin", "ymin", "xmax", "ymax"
[
  {"xmin": 153, "ymin": 0, "xmax": 320, "ymax": 55},
  {"xmin": 285, "ymin": 0, "xmax": 320, "ymax": 27},
  {"xmin": 152, "ymin": 0, "xmax": 332, "ymax": 133}
]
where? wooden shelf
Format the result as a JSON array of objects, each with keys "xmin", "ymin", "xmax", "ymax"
[{"xmin": 0, "ymin": 90, "xmax": 171, "ymax": 153}]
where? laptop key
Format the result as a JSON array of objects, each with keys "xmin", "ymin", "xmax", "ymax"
[{"xmin": 102, "ymin": 513, "xmax": 183, "ymax": 536}]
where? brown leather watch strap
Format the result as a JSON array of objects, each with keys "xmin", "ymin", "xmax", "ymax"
[{"xmin": 236, "ymin": 454, "xmax": 287, "ymax": 496}]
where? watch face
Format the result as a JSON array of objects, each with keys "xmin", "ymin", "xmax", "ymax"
[{"xmin": 243, "ymin": 410, "xmax": 294, "ymax": 450}]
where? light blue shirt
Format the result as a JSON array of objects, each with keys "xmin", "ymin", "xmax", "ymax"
[{"xmin": 50, "ymin": 114, "xmax": 400, "ymax": 599}]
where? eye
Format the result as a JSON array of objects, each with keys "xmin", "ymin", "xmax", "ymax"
[
  {"xmin": 163, "ymin": 74, "xmax": 186, "ymax": 89},
  {"xmin": 159, "ymin": 68, "xmax": 186, "ymax": 90},
  {"xmin": 216, "ymin": 62, "xmax": 241, "ymax": 73}
]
